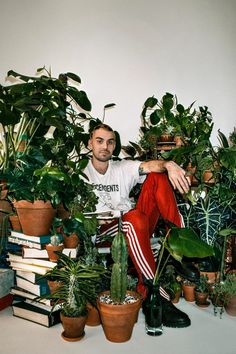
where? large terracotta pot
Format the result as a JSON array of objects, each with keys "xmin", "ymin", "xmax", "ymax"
[
  {"xmin": 224, "ymin": 295, "xmax": 236, "ymax": 316},
  {"xmin": 60, "ymin": 312, "xmax": 87, "ymax": 341},
  {"xmin": 13, "ymin": 200, "xmax": 56, "ymax": 236},
  {"xmin": 9, "ymin": 215, "xmax": 22, "ymax": 232},
  {"xmin": 97, "ymin": 290, "xmax": 142, "ymax": 343}
]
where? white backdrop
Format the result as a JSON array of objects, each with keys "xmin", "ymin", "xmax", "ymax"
[{"xmin": 0, "ymin": 0, "xmax": 235, "ymax": 147}]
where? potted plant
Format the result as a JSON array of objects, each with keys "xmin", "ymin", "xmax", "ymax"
[
  {"xmin": 37, "ymin": 252, "xmax": 106, "ymax": 341},
  {"xmin": 97, "ymin": 221, "xmax": 142, "ymax": 343},
  {"xmin": 142, "ymin": 225, "xmax": 213, "ymax": 334},
  {"xmin": 194, "ymin": 274, "xmax": 210, "ymax": 307},
  {"xmin": 46, "ymin": 234, "xmax": 64, "ymax": 263},
  {"xmin": 159, "ymin": 265, "xmax": 182, "ymax": 303},
  {"xmin": 211, "ymin": 273, "xmax": 236, "ymax": 317}
]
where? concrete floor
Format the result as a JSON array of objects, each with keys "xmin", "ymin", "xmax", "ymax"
[{"xmin": 0, "ymin": 298, "xmax": 235, "ymax": 354}]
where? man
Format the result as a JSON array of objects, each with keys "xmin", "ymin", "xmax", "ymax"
[{"xmin": 84, "ymin": 123, "xmax": 197, "ymax": 328}]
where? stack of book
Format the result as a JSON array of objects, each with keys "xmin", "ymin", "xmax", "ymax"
[{"xmin": 7, "ymin": 230, "xmax": 77, "ymax": 327}]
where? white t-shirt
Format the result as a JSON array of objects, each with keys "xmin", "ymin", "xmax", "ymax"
[{"xmin": 83, "ymin": 159, "xmax": 145, "ymax": 215}]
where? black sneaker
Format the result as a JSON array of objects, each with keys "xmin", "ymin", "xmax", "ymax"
[{"xmin": 161, "ymin": 298, "xmax": 191, "ymax": 328}]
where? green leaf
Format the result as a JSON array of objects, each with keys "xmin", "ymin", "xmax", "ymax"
[
  {"xmin": 104, "ymin": 103, "xmax": 116, "ymax": 109},
  {"xmin": 168, "ymin": 227, "xmax": 214, "ymax": 258},
  {"xmin": 65, "ymin": 72, "xmax": 81, "ymax": 84},
  {"xmin": 218, "ymin": 228, "xmax": 236, "ymax": 237},
  {"xmin": 144, "ymin": 96, "xmax": 158, "ymax": 108},
  {"xmin": 150, "ymin": 110, "xmax": 160, "ymax": 125}
]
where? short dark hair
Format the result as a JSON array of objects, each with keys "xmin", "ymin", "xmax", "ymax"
[{"xmin": 90, "ymin": 123, "xmax": 114, "ymax": 138}]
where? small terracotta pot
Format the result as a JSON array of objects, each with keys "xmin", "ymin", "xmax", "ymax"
[
  {"xmin": 60, "ymin": 312, "xmax": 87, "ymax": 341},
  {"xmin": 62, "ymin": 231, "xmax": 80, "ymax": 248},
  {"xmin": 47, "ymin": 280, "xmax": 63, "ymax": 294},
  {"xmin": 195, "ymin": 291, "xmax": 209, "ymax": 306},
  {"xmin": 46, "ymin": 244, "xmax": 64, "ymax": 262},
  {"xmin": 86, "ymin": 303, "xmax": 101, "ymax": 326},
  {"xmin": 172, "ymin": 290, "xmax": 182, "ymax": 304},
  {"xmin": 182, "ymin": 283, "xmax": 196, "ymax": 302}
]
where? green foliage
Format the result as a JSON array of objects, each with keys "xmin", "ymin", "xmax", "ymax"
[
  {"xmin": 153, "ymin": 226, "xmax": 213, "ymax": 286},
  {"xmin": 110, "ymin": 231, "xmax": 129, "ymax": 303},
  {"xmin": 37, "ymin": 253, "xmax": 106, "ymax": 317},
  {"xmin": 195, "ymin": 274, "xmax": 209, "ymax": 293}
]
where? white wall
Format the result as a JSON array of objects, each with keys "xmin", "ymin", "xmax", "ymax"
[{"xmin": 0, "ymin": 0, "xmax": 235, "ymax": 147}]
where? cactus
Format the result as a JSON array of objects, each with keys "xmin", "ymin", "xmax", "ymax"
[
  {"xmin": 110, "ymin": 230, "xmax": 129, "ymax": 303},
  {"xmin": 50, "ymin": 234, "xmax": 61, "ymax": 246}
]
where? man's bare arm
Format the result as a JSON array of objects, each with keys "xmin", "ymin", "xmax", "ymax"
[{"xmin": 139, "ymin": 160, "xmax": 190, "ymax": 194}]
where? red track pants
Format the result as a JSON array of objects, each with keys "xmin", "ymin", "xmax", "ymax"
[{"xmin": 98, "ymin": 172, "xmax": 183, "ymax": 299}]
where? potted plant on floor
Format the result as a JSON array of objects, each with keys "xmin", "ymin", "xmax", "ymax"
[
  {"xmin": 143, "ymin": 225, "xmax": 214, "ymax": 334},
  {"xmin": 97, "ymin": 220, "xmax": 142, "ymax": 343},
  {"xmin": 37, "ymin": 252, "xmax": 106, "ymax": 341},
  {"xmin": 194, "ymin": 274, "xmax": 210, "ymax": 307}
]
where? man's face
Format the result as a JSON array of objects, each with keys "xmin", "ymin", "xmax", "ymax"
[{"xmin": 88, "ymin": 128, "xmax": 116, "ymax": 162}]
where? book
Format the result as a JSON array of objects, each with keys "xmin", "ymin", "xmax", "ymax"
[
  {"xmin": 24, "ymin": 298, "xmax": 62, "ymax": 312},
  {"xmin": 15, "ymin": 276, "xmax": 49, "ymax": 296},
  {"xmin": 7, "ymin": 253, "xmax": 57, "ymax": 269},
  {"xmin": 0, "ymin": 293, "xmax": 13, "ymax": 311},
  {"xmin": 8, "ymin": 236, "xmax": 45, "ymax": 250},
  {"xmin": 10, "ymin": 287, "xmax": 54, "ymax": 306},
  {"xmin": 9, "ymin": 230, "xmax": 52, "ymax": 244},
  {"xmin": 12, "ymin": 301, "xmax": 61, "ymax": 327},
  {"xmin": 22, "ymin": 247, "xmax": 78, "ymax": 259},
  {"xmin": 9, "ymin": 262, "xmax": 53, "ymax": 275},
  {"xmin": 15, "ymin": 270, "xmax": 43, "ymax": 283}
]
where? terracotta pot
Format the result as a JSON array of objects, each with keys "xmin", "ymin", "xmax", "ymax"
[
  {"xmin": 172, "ymin": 290, "xmax": 182, "ymax": 304},
  {"xmin": 57, "ymin": 203, "xmax": 70, "ymax": 220},
  {"xmin": 46, "ymin": 244, "xmax": 64, "ymax": 262},
  {"xmin": 182, "ymin": 283, "xmax": 196, "ymax": 302},
  {"xmin": 97, "ymin": 290, "xmax": 142, "ymax": 343},
  {"xmin": 224, "ymin": 295, "xmax": 236, "ymax": 316},
  {"xmin": 47, "ymin": 280, "xmax": 63, "ymax": 294},
  {"xmin": 9, "ymin": 215, "xmax": 22, "ymax": 232},
  {"xmin": 159, "ymin": 134, "xmax": 174, "ymax": 142},
  {"xmin": 194, "ymin": 291, "xmax": 209, "ymax": 306},
  {"xmin": 200, "ymin": 271, "xmax": 219, "ymax": 284},
  {"xmin": 86, "ymin": 303, "xmax": 101, "ymax": 326},
  {"xmin": 203, "ymin": 170, "xmax": 215, "ymax": 184},
  {"xmin": 62, "ymin": 231, "xmax": 80, "ymax": 248},
  {"xmin": 13, "ymin": 200, "xmax": 56, "ymax": 236},
  {"xmin": 60, "ymin": 312, "xmax": 87, "ymax": 341}
]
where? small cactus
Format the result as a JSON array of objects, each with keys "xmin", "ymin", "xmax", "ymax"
[
  {"xmin": 110, "ymin": 229, "xmax": 128, "ymax": 303},
  {"xmin": 50, "ymin": 234, "xmax": 61, "ymax": 246}
]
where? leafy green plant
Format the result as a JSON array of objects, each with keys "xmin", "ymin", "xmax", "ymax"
[
  {"xmin": 37, "ymin": 253, "xmax": 106, "ymax": 317},
  {"xmin": 195, "ymin": 274, "xmax": 209, "ymax": 293}
]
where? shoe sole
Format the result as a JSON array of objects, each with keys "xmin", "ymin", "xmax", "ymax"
[{"xmin": 163, "ymin": 320, "xmax": 191, "ymax": 328}]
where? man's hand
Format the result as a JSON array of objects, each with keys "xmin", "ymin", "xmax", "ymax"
[{"xmin": 164, "ymin": 161, "xmax": 191, "ymax": 194}]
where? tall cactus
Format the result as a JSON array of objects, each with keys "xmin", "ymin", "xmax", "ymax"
[{"xmin": 110, "ymin": 220, "xmax": 128, "ymax": 303}]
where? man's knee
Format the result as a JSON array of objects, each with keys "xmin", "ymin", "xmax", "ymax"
[{"xmin": 123, "ymin": 209, "xmax": 149, "ymax": 231}]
